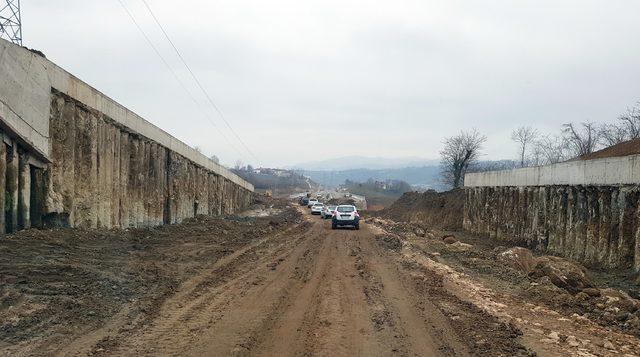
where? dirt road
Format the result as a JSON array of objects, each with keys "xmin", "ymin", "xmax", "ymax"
[
  {"xmin": 85, "ymin": 210, "xmax": 525, "ymax": 356},
  {"xmin": 5, "ymin": 203, "xmax": 640, "ymax": 356}
]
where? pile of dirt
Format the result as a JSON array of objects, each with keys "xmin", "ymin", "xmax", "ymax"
[
  {"xmin": 376, "ymin": 189, "xmax": 464, "ymax": 230},
  {"xmin": 326, "ymin": 198, "xmax": 357, "ymax": 206},
  {"xmin": 379, "ymin": 219, "xmax": 640, "ymax": 338},
  {"xmin": 375, "ymin": 234, "xmax": 403, "ymax": 251},
  {"xmin": 0, "ymin": 207, "xmax": 301, "ymax": 351},
  {"xmin": 573, "ymin": 138, "xmax": 640, "ymax": 161}
]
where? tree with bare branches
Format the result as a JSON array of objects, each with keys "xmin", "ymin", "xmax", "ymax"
[
  {"xmin": 440, "ymin": 129, "xmax": 486, "ymax": 188},
  {"xmin": 618, "ymin": 102, "xmax": 640, "ymax": 140},
  {"xmin": 511, "ymin": 126, "xmax": 538, "ymax": 167},
  {"xmin": 599, "ymin": 123, "xmax": 628, "ymax": 147},
  {"xmin": 534, "ymin": 134, "xmax": 571, "ymax": 164},
  {"xmin": 562, "ymin": 122, "xmax": 600, "ymax": 157}
]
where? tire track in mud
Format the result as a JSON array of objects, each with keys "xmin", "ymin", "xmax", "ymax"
[
  {"xmin": 94, "ymin": 211, "xmax": 528, "ymax": 356},
  {"xmin": 353, "ymin": 233, "xmax": 469, "ymax": 356},
  {"xmin": 104, "ymin": 220, "xmax": 317, "ymax": 356}
]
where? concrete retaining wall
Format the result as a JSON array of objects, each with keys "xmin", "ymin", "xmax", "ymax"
[
  {"xmin": 465, "ymin": 155, "xmax": 640, "ymax": 187},
  {"xmin": 463, "ymin": 158, "xmax": 640, "ymax": 271},
  {"xmin": 464, "ymin": 185, "xmax": 640, "ymax": 271},
  {"xmin": 0, "ymin": 39, "xmax": 253, "ymax": 231}
]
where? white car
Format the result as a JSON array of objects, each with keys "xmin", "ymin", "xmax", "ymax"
[
  {"xmin": 331, "ymin": 205, "xmax": 360, "ymax": 229},
  {"xmin": 321, "ymin": 205, "xmax": 337, "ymax": 219},
  {"xmin": 311, "ymin": 203, "xmax": 324, "ymax": 215},
  {"xmin": 307, "ymin": 199, "xmax": 319, "ymax": 208}
]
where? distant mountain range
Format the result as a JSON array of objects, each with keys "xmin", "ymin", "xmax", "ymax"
[
  {"xmin": 290, "ymin": 157, "xmax": 520, "ymax": 192},
  {"xmin": 287, "ymin": 156, "xmax": 440, "ymax": 171},
  {"xmin": 296, "ymin": 166, "xmax": 445, "ymax": 191}
]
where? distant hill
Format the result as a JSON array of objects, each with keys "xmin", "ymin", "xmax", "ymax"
[
  {"xmin": 296, "ymin": 166, "xmax": 444, "ymax": 191},
  {"xmin": 295, "ymin": 159, "xmax": 523, "ymax": 192},
  {"xmin": 232, "ymin": 167, "xmax": 315, "ymax": 193},
  {"xmin": 289, "ymin": 156, "xmax": 439, "ymax": 171}
]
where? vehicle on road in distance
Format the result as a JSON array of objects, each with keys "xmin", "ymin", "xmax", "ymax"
[
  {"xmin": 321, "ymin": 205, "xmax": 337, "ymax": 219},
  {"xmin": 300, "ymin": 197, "xmax": 310, "ymax": 206},
  {"xmin": 307, "ymin": 199, "xmax": 319, "ymax": 208},
  {"xmin": 332, "ymin": 205, "xmax": 360, "ymax": 230},
  {"xmin": 311, "ymin": 203, "xmax": 324, "ymax": 215}
]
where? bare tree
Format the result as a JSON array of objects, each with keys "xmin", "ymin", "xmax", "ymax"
[
  {"xmin": 234, "ymin": 160, "xmax": 244, "ymax": 170},
  {"xmin": 511, "ymin": 126, "xmax": 538, "ymax": 167},
  {"xmin": 562, "ymin": 122, "xmax": 600, "ymax": 157},
  {"xmin": 618, "ymin": 102, "xmax": 640, "ymax": 140},
  {"xmin": 440, "ymin": 129, "xmax": 487, "ymax": 188},
  {"xmin": 599, "ymin": 122, "xmax": 628, "ymax": 147},
  {"xmin": 210, "ymin": 154, "xmax": 220, "ymax": 164},
  {"xmin": 534, "ymin": 134, "xmax": 571, "ymax": 164},
  {"xmin": 527, "ymin": 143, "xmax": 544, "ymax": 166}
]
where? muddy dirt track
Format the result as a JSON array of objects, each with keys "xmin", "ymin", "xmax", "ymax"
[
  {"xmin": 1, "ymin": 205, "xmax": 531, "ymax": 356},
  {"xmin": 14, "ymin": 204, "xmax": 640, "ymax": 356},
  {"xmin": 81, "ymin": 210, "xmax": 525, "ymax": 356}
]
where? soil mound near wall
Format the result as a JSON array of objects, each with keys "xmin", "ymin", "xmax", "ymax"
[
  {"xmin": 377, "ymin": 189, "xmax": 463, "ymax": 230},
  {"xmin": 573, "ymin": 138, "xmax": 640, "ymax": 161}
]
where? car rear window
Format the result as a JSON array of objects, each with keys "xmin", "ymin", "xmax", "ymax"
[
  {"xmin": 327, "ymin": 206, "xmax": 337, "ymax": 210},
  {"xmin": 337, "ymin": 206, "xmax": 355, "ymax": 212},
  {"xmin": 313, "ymin": 203, "xmax": 323, "ymax": 206}
]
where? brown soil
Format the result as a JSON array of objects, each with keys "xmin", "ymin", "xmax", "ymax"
[
  {"xmin": 375, "ymin": 189, "xmax": 464, "ymax": 230},
  {"xmin": 573, "ymin": 138, "xmax": 640, "ymax": 161},
  {"xmin": 3, "ymin": 203, "xmax": 640, "ymax": 356},
  {"xmin": 0, "ymin": 200, "xmax": 300, "ymax": 356},
  {"xmin": 369, "ymin": 217, "xmax": 640, "ymax": 355},
  {"xmin": 1, "ymin": 207, "xmax": 530, "ymax": 356}
]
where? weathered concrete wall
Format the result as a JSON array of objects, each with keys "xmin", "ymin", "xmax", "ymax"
[
  {"xmin": 0, "ymin": 39, "xmax": 253, "ymax": 232},
  {"xmin": 464, "ymin": 185, "xmax": 640, "ymax": 271},
  {"xmin": 464, "ymin": 153, "xmax": 640, "ymax": 271},
  {"xmin": 44, "ymin": 91, "xmax": 252, "ymax": 229},
  {"xmin": 465, "ymin": 154, "xmax": 640, "ymax": 187}
]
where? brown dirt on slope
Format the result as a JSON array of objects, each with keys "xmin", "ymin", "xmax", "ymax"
[
  {"xmin": 376, "ymin": 189, "xmax": 464, "ymax": 230},
  {"xmin": 0, "ymin": 201, "xmax": 301, "ymax": 356},
  {"xmin": 574, "ymin": 138, "xmax": 640, "ymax": 161}
]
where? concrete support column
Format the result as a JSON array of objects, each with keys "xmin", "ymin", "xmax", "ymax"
[
  {"xmin": 18, "ymin": 151, "xmax": 30, "ymax": 230},
  {"xmin": 0, "ymin": 142, "xmax": 6, "ymax": 233},
  {"xmin": 6, "ymin": 143, "xmax": 18, "ymax": 232}
]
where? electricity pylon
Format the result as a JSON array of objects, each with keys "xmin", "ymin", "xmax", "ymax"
[{"xmin": 0, "ymin": 0, "xmax": 21, "ymax": 45}]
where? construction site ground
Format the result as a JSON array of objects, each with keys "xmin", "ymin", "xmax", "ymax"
[{"xmin": 2, "ymin": 201, "xmax": 640, "ymax": 356}]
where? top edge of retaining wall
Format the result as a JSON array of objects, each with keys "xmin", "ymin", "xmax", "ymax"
[
  {"xmin": 464, "ymin": 154, "xmax": 640, "ymax": 187},
  {"xmin": 0, "ymin": 39, "xmax": 253, "ymax": 191}
]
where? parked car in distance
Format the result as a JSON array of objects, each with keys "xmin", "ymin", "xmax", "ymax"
[
  {"xmin": 307, "ymin": 199, "xmax": 319, "ymax": 208},
  {"xmin": 311, "ymin": 203, "xmax": 324, "ymax": 215},
  {"xmin": 321, "ymin": 205, "xmax": 337, "ymax": 219},
  {"xmin": 332, "ymin": 205, "xmax": 360, "ymax": 230},
  {"xmin": 300, "ymin": 197, "xmax": 309, "ymax": 206}
]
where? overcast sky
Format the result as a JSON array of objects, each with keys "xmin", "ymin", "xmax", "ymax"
[{"xmin": 22, "ymin": 0, "xmax": 640, "ymax": 167}]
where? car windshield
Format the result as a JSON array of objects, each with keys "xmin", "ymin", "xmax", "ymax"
[
  {"xmin": 313, "ymin": 203, "xmax": 323, "ymax": 207},
  {"xmin": 327, "ymin": 206, "xmax": 336, "ymax": 210},
  {"xmin": 337, "ymin": 206, "xmax": 355, "ymax": 212}
]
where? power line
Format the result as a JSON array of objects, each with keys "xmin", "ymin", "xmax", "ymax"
[
  {"xmin": 139, "ymin": 0, "xmax": 261, "ymax": 166},
  {"xmin": 115, "ymin": 0, "xmax": 247, "ymax": 161}
]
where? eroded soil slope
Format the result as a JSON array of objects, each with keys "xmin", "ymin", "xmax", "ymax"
[
  {"xmin": 0, "ymin": 202, "xmax": 300, "ymax": 356},
  {"xmin": 375, "ymin": 189, "xmax": 464, "ymax": 230}
]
